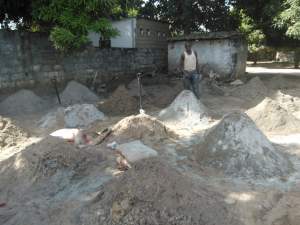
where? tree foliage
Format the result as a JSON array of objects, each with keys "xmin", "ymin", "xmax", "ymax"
[{"xmin": 277, "ymin": 0, "xmax": 300, "ymax": 40}]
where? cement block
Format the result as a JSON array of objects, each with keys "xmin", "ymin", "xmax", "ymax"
[{"xmin": 117, "ymin": 140, "xmax": 158, "ymax": 163}]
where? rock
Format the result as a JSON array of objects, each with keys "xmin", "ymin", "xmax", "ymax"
[{"xmin": 117, "ymin": 140, "xmax": 158, "ymax": 162}]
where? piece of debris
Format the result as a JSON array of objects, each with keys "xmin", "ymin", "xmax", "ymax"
[
  {"xmin": 117, "ymin": 140, "xmax": 158, "ymax": 162},
  {"xmin": 107, "ymin": 141, "xmax": 118, "ymax": 150},
  {"xmin": 115, "ymin": 150, "xmax": 132, "ymax": 171}
]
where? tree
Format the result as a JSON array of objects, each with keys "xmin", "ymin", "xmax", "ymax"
[{"xmin": 138, "ymin": 0, "xmax": 236, "ymax": 35}]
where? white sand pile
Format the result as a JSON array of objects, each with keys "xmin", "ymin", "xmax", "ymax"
[
  {"xmin": 38, "ymin": 104, "xmax": 105, "ymax": 130},
  {"xmin": 111, "ymin": 113, "xmax": 176, "ymax": 142},
  {"xmin": 272, "ymin": 90, "xmax": 300, "ymax": 114},
  {"xmin": 0, "ymin": 116, "xmax": 29, "ymax": 149},
  {"xmin": 98, "ymin": 85, "xmax": 138, "ymax": 116},
  {"xmin": 230, "ymin": 77, "xmax": 268, "ymax": 100},
  {"xmin": 246, "ymin": 98, "xmax": 300, "ymax": 134},
  {"xmin": 80, "ymin": 158, "xmax": 241, "ymax": 225},
  {"xmin": 60, "ymin": 80, "xmax": 99, "ymax": 105},
  {"xmin": 159, "ymin": 90, "xmax": 210, "ymax": 129},
  {"xmin": 194, "ymin": 112, "xmax": 292, "ymax": 178},
  {"xmin": 0, "ymin": 89, "xmax": 46, "ymax": 115}
]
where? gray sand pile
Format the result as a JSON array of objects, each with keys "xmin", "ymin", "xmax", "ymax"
[
  {"xmin": 194, "ymin": 112, "xmax": 292, "ymax": 178},
  {"xmin": 0, "ymin": 136, "xmax": 111, "ymax": 225},
  {"xmin": 0, "ymin": 89, "xmax": 46, "ymax": 115},
  {"xmin": 80, "ymin": 158, "xmax": 241, "ymax": 225},
  {"xmin": 60, "ymin": 80, "xmax": 99, "ymax": 105},
  {"xmin": 0, "ymin": 116, "xmax": 29, "ymax": 149},
  {"xmin": 38, "ymin": 104, "xmax": 105, "ymax": 130},
  {"xmin": 98, "ymin": 85, "xmax": 138, "ymax": 116},
  {"xmin": 246, "ymin": 97, "xmax": 300, "ymax": 134},
  {"xmin": 230, "ymin": 77, "xmax": 268, "ymax": 100},
  {"xmin": 159, "ymin": 90, "xmax": 210, "ymax": 128},
  {"xmin": 111, "ymin": 113, "xmax": 177, "ymax": 142}
]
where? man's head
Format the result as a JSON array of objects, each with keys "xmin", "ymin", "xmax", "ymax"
[{"xmin": 184, "ymin": 41, "xmax": 192, "ymax": 52}]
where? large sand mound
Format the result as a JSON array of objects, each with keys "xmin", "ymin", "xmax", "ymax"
[
  {"xmin": 111, "ymin": 113, "xmax": 177, "ymax": 142},
  {"xmin": 230, "ymin": 77, "xmax": 268, "ymax": 100},
  {"xmin": 60, "ymin": 80, "xmax": 99, "ymax": 105},
  {"xmin": 98, "ymin": 85, "xmax": 138, "ymax": 116},
  {"xmin": 0, "ymin": 89, "xmax": 46, "ymax": 115},
  {"xmin": 246, "ymin": 97, "xmax": 300, "ymax": 134},
  {"xmin": 272, "ymin": 90, "xmax": 300, "ymax": 113},
  {"xmin": 0, "ymin": 116, "xmax": 29, "ymax": 149},
  {"xmin": 80, "ymin": 158, "xmax": 242, "ymax": 225},
  {"xmin": 194, "ymin": 112, "xmax": 292, "ymax": 178},
  {"xmin": 159, "ymin": 90, "xmax": 210, "ymax": 129}
]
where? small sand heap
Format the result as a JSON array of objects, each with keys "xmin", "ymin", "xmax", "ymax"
[
  {"xmin": 60, "ymin": 81, "xmax": 99, "ymax": 105},
  {"xmin": 0, "ymin": 89, "xmax": 46, "ymax": 115},
  {"xmin": 0, "ymin": 116, "xmax": 29, "ymax": 149},
  {"xmin": 230, "ymin": 77, "xmax": 268, "ymax": 100},
  {"xmin": 194, "ymin": 112, "xmax": 292, "ymax": 178},
  {"xmin": 159, "ymin": 90, "xmax": 210, "ymax": 129},
  {"xmin": 38, "ymin": 104, "xmax": 105, "ymax": 130},
  {"xmin": 98, "ymin": 85, "xmax": 138, "ymax": 116},
  {"xmin": 246, "ymin": 97, "xmax": 300, "ymax": 134},
  {"xmin": 80, "ymin": 158, "xmax": 241, "ymax": 225},
  {"xmin": 111, "ymin": 113, "xmax": 176, "ymax": 142},
  {"xmin": 272, "ymin": 90, "xmax": 300, "ymax": 113}
]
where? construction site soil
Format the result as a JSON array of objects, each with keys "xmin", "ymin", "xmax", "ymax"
[{"xmin": 1, "ymin": 77, "xmax": 300, "ymax": 225}]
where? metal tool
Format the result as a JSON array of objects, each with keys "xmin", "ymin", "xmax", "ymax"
[
  {"xmin": 51, "ymin": 76, "xmax": 61, "ymax": 105},
  {"xmin": 137, "ymin": 72, "xmax": 145, "ymax": 114}
]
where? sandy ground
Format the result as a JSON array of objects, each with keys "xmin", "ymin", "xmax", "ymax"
[{"xmin": 1, "ymin": 74, "xmax": 300, "ymax": 225}]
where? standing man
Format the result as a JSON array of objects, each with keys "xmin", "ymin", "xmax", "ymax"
[{"xmin": 179, "ymin": 41, "xmax": 201, "ymax": 99}]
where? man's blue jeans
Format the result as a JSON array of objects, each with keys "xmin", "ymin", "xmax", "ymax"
[{"xmin": 183, "ymin": 70, "xmax": 201, "ymax": 99}]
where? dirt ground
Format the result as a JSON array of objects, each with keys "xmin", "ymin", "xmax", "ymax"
[{"xmin": 1, "ymin": 74, "xmax": 300, "ymax": 225}]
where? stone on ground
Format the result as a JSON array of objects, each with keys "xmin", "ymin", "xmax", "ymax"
[
  {"xmin": 60, "ymin": 80, "xmax": 99, "ymax": 105},
  {"xmin": 159, "ymin": 90, "xmax": 209, "ymax": 128},
  {"xmin": 0, "ymin": 89, "xmax": 46, "ymax": 115},
  {"xmin": 117, "ymin": 140, "xmax": 158, "ymax": 162},
  {"xmin": 246, "ymin": 97, "xmax": 300, "ymax": 134},
  {"xmin": 194, "ymin": 112, "xmax": 292, "ymax": 178}
]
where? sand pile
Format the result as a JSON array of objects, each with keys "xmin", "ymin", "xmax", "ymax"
[
  {"xmin": 80, "ymin": 158, "xmax": 241, "ymax": 225},
  {"xmin": 38, "ymin": 104, "xmax": 105, "ymax": 130},
  {"xmin": 98, "ymin": 85, "xmax": 138, "ymax": 116},
  {"xmin": 230, "ymin": 77, "xmax": 268, "ymax": 100},
  {"xmin": 127, "ymin": 78, "xmax": 147, "ymax": 97},
  {"xmin": 159, "ymin": 90, "xmax": 210, "ymax": 129},
  {"xmin": 266, "ymin": 76, "xmax": 300, "ymax": 90},
  {"xmin": 194, "ymin": 112, "xmax": 292, "ymax": 178},
  {"xmin": 246, "ymin": 97, "xmax": 300, "ymax": 134},
  {"xmin": 0, "ymin": 116, "xmax": 29, "ymax": 149},
  {"xmin": 0, "ymin": 89, "xmax": 46, "ymax": 115},
  {"xmin": 111, "ymin": 113, "xmax": 176, "ymax": 142},
  {"xmin": 272, "ymin": 90, "xmax": 300, "ymax": 113},
  {"xmin": 60, "ymin": 80, "xmax": 99, "ymax": 105}
]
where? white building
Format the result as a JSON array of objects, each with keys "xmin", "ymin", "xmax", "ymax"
[{"xmin": 88, "ymin": 18, "xmax": 169, "ymax": 49}]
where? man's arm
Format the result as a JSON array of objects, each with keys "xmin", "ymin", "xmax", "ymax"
[
  {"xmin": 179, "ymin": 53, "xmax": 185, "ymax": 73},
  {"xmin": 194, "ymin": 51, "xmax": 200, "ymax": 73}
]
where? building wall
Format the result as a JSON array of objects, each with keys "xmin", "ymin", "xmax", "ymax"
[
  {"xmin": 0, "ymin": 30, "xmax": 167, "ymax": 91},
  {"xmin": 168, "ymin": 35, "xmax": 247, "ymax": 79},
  {"xmin": 136, "ymin": 19, "xmax": 169, "ymax": 49}
]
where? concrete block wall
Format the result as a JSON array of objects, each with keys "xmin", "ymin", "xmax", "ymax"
[{"xmin": 0, "ymin": 31, "xmax": 167, "ymax": 91}]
